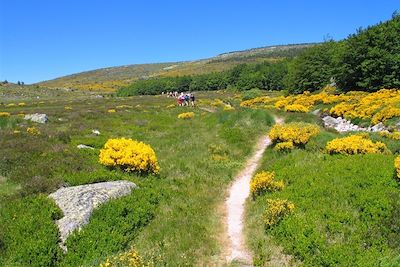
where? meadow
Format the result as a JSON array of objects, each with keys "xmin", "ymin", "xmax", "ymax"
[
  {"xmin": 0, "ymin": 91, "xmax": 274, "ymax": 266},
  {"xmin": 1, "ymin": 88, "xmax": 400, "ymax": 266}
]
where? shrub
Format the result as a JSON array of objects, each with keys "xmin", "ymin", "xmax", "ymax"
[
  {"xmin": 27, "ymin": 126, "xmax": 41, "ymax": 135},
  {"xmin": 326, "ymin": 134, "xmax": 389, "ymax": 155},
  {"xmin": 18, "ymin": 102, "xmax": 26, "ymax": 107},
  {"xmin": 99, "ymin": 138, "xmax": 160, "ymax": 174},
  {"xmin": 177, "ymin": 112, "xmax": 195, "ymax": 119},
  {"xmin": 380, "ymin": 131, "xmax": 400, "ymax": 141},
  {"xmin": 0, "ymin": 112, "xmax": 10, "ymax": 117},
  {"xmin": 250, "ymin": 171, "xmax": 284, "ymax": 198},
  {"xmin": 107, "ymin": 109, "xmax": 117, "ymax": 113},
  {"xmin": 263, "ymin": 198, "xmax": 295, "ymax": 229},
  {"xmin": 269, "ymin": 123, "xmax": 320, "ymax": 145},
  {"xmin": 395, "ymin": 156, "xmax": 400, "ymax": 181},
  {"xmin": 284, "ymin": 104, "xmax": 309, "ymax": 113},
  {"xmin": 99, "ymin": 247, "xmax": 147, "ymax": 267},
  {"xmin": 62, "ymin": 184, "xmax": 160, "ymax": 266},
  {"xmin": 274, "ymin": 141, "xmax": 294, "ymax": 152},
  {"xmin": 0, "ymin": 195, "xmax": 63, "ymax": 267},
  {"xmin": 241, "ymin": 88, "xmax": 265, "ymax": 101}
]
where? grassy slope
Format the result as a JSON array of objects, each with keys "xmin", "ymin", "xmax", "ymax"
[
  {"xmin": 36, "ymin": 44, "xmax": 315, "ymax": 91},
  {"xmin": 0, "ymin": 91, "xmax": 274, "ymax": 266},
  {"xmin": 245, "ymin": 113, "xmax": 400, "ymax": 267}
]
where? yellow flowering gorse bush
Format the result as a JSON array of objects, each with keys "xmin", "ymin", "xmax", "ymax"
[
  {"xmin": 284, "ymin": 104, "xmax": 309, "ymax": 113},
  {"xmin": 27, "ymin": 127, "xmax": 40, "ymax": 135},
  {"xmin": 99, "ymin": 138, "xmax": 160, "ymax": 174},
  {"xmin": 326, "ymin": 134, "xmax": 389, "ymax": 155},
  {"xmin": 99, "ymin": 247, "xmax": 146, "ymax": 267},
  {"xmin": 269, "ymin": 123, "xmax": 320, "ymax": 146},
  {"xmin": 177, "ymin": 112, "xmax": 195, "ymax": 119},
  {"xmin": 107, "ymin": 109, "xmax": 117, "ymax": 113},
  {"xmin": 263, "ymin": 198, "xmax": 295, "ymax": 229},
  {"xmin": 250, "ymin": 171, "xmax": 284, "ymax": 198},
  {"xmin": 379, "ymin": 131, "xmax": 400, "ymax": 140},
  {"xmin": 240, "ymin": 88, "xmax": 400, "ymax": 125},
  {"xmin": 394, "ymin": 156, "xmax": 400, "ymax": 182},
  {"xmin": 274, "ymin": 141, "xmax": 295, "ymax": 152},
  {"xmin": 0, "ymin": 112, "xmax": 10, "ymax": 117}
]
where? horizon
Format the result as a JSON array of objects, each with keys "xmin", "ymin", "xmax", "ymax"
[{"xmin": 0, "ymin": 0, "xmax": 398, "ymax": 84}]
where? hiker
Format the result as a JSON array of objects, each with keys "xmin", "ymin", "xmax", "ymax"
[
  {"xmin": 184, "ymin": 93, "xmax": 190, "ymax": 106},
  {"xmin": 177, "ymin": 93, "xmax": 184, "ymax": 106},
  {"xmin": 190, "ymin": 93, "xmax": 195, "ymax": 107}
]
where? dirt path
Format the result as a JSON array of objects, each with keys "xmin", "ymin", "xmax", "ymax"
[{"xmin": 224, "ymin": 117, "xmax": 283, "ymax": 265}]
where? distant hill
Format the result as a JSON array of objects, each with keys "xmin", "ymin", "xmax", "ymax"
[{"xmin": 36, "ymin": 43, "xmax": 316, "ymax": 92}]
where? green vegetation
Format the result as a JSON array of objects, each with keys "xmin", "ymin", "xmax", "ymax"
[
  {"xmin": 246, "ymin": 114, "xmax": 400, "ymax": 266},
  {"xmin": 118, "ymin": 61, "xmax": 288, "ymax": 96},
  {"xmin": 286, "ymin": 13, "xmax": 400, "ymax": 93},
  {"xmin": 0, "ymin": 91, "xmax": 274, "ymax": 266},
  {"xmin": 36, "ymin": 44, "xmax": 311, "ymax": 92}
]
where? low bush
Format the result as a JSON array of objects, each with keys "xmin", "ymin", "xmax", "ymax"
[
  {"xmin": 274, "ymin": 141, "xmax": 294, "ymax": 152},
  {"xmin": 177, "ymin": 112, "xmax": 195, "ymax": 119},
  {"xmin": 269, "ymin": 123, "xmax": 320, "ymax": 146},
  {"xmin": 0, "ymin": 112, "xmax": 10, "ymax": 117},
  {"xmin": 99, "ymin": 138, "xmax": 160, "ymax": 174},
  {"xmin": 284, "ymin": 104, "xmax": 309, "ymax": 113},
  {"xmin": 99, "ymin": 247, "xmax": 147, "ymax": 267},
  {"xmin": 250, "ymin": 171, "xmax": 284, "ymax": 198},
  {"xmin": 395, "ymin": 156, "xmax": 400, "ymax": 182},
  {"xmin": 263, "ymin": 198, "xmax": 294, "ymax": 229},
  {"xmin": 326, "ymin": 134, "xmax": 389, "ymax": 155},
  {"xmin": 61, "ymin": 183, "xmax": 160, "ymax": 266},
  {"xmin": 0, "ymin": 195, "xmax": 63, "ymax": 267},
  {"xmin": 27, "ymin": 126, "xmax": 41, "ymax": 135}
]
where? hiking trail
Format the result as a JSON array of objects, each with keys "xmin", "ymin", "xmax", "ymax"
[{"xmin": 223, "ymin": 117, "xmax": 283, "ymax": 265}]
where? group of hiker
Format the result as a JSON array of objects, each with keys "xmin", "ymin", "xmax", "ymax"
[{"xmin": 163, "ymin": 91, "xmax": 196, "ymax": 107}]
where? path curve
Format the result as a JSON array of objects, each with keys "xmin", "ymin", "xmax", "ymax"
[{"xmin": 224, "ymin": 117, "xmax": 283, "ymax": 264}]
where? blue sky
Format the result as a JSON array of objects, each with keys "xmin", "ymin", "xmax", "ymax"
[{"xmin": 0, "ymin": 0, "xmax": 398, "ymax": 84}]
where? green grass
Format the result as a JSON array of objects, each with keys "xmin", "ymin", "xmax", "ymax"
[
  {"xmin": 0, "ymin": 92, "xmax": 274, "ymax": 266},
  {"xmin": 2, "ymin": 91, "xmax": 400, "ymax": 266},
  {"xmin": 246, "ymin": 125, "xmax": 400, "ymax": 266}
]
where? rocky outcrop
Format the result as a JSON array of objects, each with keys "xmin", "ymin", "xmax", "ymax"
[
  {"xmin": 77, "ymin": 144, "xmax": 94, "ymax": 150},
  {"xmin": 322, "ymin": 115, "xmax": 387, "ymax": 132},
  {"xmin": 24, "ymin": 113, "xmax": 48, "ymax": 123},
  {"xmin": 49, "ymin": 180, "xmax": 136, "ymax": 250},
  {"xmin": 92, "ymin": 129, "xmax": 101, "ymax": 135}
]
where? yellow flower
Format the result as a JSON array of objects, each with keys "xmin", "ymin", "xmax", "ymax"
[
  {"xmin": 99, "ymin": 138, "xmax": 160, "ymax": 174},
  {"xmin": 177, "ymin": 112, "xmax": 194, "ymax": 119},
  {"xmin": 0, "ymin": 112, "xmax": 10, "ymax": 117},
  {"xmin": 284, "ymin": 104, "xmax": 309, "ymax": 113},
  {"xmin": 274, "ymin": 141, "xmax": 294, "ymax": 152},
  {"xmin": 27, "ymin": 127, "xmax": 40, "ymax": 135},
  {"xmin": 107, "ymin": 109, "xmax": 117, "ymax": 113},
  {"xmin": 18, "ymin": 102, "xmax": 26, "ymax": 107},
  {"xmin": 269, "ymin": 123, "xmax": 320, "ymax": 146},
  {"xmin": 223, "ymin": 105, "xmax": 235, "ymax": 111},
  {"xmin": 64, "ymin": 106, "xmax": 73, "ymax": 110},
  {"xmin": 263, "ymin": 198, "xmax": 295, "ymax": 228},
  {"xmin": 379, "ymin": 131, "xmax": 400, "ymax": 140},
  {"xmin": 326, "ymin": 134, "xmax": 389, "ymax": 155},
  {"xmin": 394, "ymin": 156, "xmax": 400, "ymax": 181},
  {"xmin": 250, "ymin": 171, "xmax": 284, "ymax": 198}
]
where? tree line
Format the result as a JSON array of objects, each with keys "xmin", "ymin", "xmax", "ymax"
[{"xmin": 118, "ymin": 12, "xmax": 400, "ymax": 96}]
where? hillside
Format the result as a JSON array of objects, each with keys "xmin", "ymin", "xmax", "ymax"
[{"xmin": 36, "ymin": 43, "xmax": 316, "ymax": 92}]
